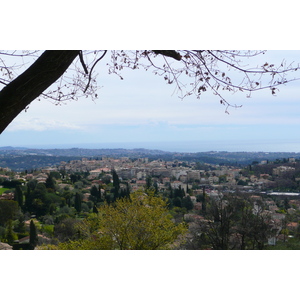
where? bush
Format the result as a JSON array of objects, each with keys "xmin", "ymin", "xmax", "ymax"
[
  {"xmin": 57, "ymin": 191, "xmax": 188, "ymax": 250},
  {"xmin": 42, "ymin": 224, "xmax": 54, "ymax": 237}
]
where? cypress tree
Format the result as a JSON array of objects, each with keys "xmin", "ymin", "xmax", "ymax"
[
  {"xmin": 24, "ymin": 185, "xmax": 33, "ymax": 213},
  {"xmin": 202, "ymin": 186, "xmax": 207, "ymax": 214},
  {"xmin": 112, "ymin": 169, "xmax": 120, "ymax": 201},
  {"xmin": 29, "ymin": 220, "xmax": 38, "ymax": 249},
  {"xmin": 98, "ymin": 185, "xmax": 103, "ymax": 202},
  {"xmin": 14, "ymin": 185, "xmax": 23, "ymax": 208},
  {"xmin": 45, "ymin": 174, "xmax": 56, "ymax": 191},
  {"xmin": 90, "ymin": 185, "xmax": 99, "ymax": 203},
  {"xmin": 74, "ymin": 192, "xmax": 82, "ymax": 213},
  {"xmin": 182, "ymin": 195, "xmax": 194, "ymax": 211},
  {"xmin": 93, "ymin": 205, "xmax": 98, "ymax": 214},
  {"xmin": 146, "ymin": 176, "xmax": 152, "ymax": 190}
]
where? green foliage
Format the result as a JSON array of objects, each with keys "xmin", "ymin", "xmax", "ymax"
[
  {"xmin": 14, "ymin": 185, "xmax": 23, "ymax": 208},
  {"xmin": 29, "ymin": 219, "xmax": 38, "ymax": 248},
  {"xmin": 74, "ymin": 192, "xmax": 82, "ymax": 213},
  {"xmin": 0, "ymin": 226, "xmax": 6, "ymax": 240},
  {"xmin": 0, "ymin": 187, "xmax": 9, "ymax": 195},
  {"xmin": 70, "ymin": 173, "xmax": 81, "ymax": 184},
  {"xmin": 0, "ymin": 200, "xmax": 19, "ymax": 226},
  {"xmin": 49, "ymin": 171, "xmax": 61, "ymax": 179},
  {"xmin": 14, "ymin": 214, "xmax": 26, "ymax": 234},
  {"xmin": 56, "ymin": 191, "xmax": 187, "ymax": 250},
  {"xmin": 112, "ymin": 169, "xmax": 120, "ymax": 202},
  {"xmin": 41, "ymin": 224, "xmax": 54, "ymax": 237},
  {"xmin": 182, "ymin": 195, "xmax": 194, "ymax": 211},
  {"xmin": 146, "ymin": 176, "xmax": 153, "ymax": 190},
  {"xmin": 266, "ymin": 238, "xmax": 300, "ymax": 250},
  {"xmin": 45, "ymin": 175, "xmax": 56, "ymax": 191},
  {"xmin": 4, "ymin": 219, "xmax": 18, "ymax": 244},
  {"xmin": 54, "ymin": 217, "xmax": 81, "ymax": 242},
  {"xmin": 191, "ymin": 195, "xmax": 274, "ymax": 250},
  {"xmin": 2, "ymin": 179, "xmax": 22, "ymax": 188},
  {"xmin": 90, "ymin": 185, "xmax": 102, "ymax": 203}
]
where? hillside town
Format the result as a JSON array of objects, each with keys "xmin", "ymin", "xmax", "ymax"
[{"xmin": 1, "ymin": 154, "xmax": 300, "ymax": 250}]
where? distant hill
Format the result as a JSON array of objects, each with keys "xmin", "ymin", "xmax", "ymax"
[
  {"xmin": 0, "ymin": 146, "xmax": 28, "ymax": 150},
  {"xmin": 0, "ymin": 147, "xmax": 300, "ymax": 171}
]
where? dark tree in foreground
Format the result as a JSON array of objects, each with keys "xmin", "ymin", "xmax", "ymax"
[
  {"xmin": 0, "ymin": 50, "xmax": 79, "ymax": 133},
  {"xmin": 0, "ymin": 50, "xmax": 299, "ymax": 134}
]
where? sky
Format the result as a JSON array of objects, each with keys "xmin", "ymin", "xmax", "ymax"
[{"xmin": 1, "ymin": 50, "xmax": 300, "ymax": 152}]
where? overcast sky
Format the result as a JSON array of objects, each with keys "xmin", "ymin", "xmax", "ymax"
[{"xmin": 1, "ymin": 50, "xmax": 300, "ymax": 152}]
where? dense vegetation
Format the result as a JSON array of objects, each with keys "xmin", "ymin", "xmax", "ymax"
[
  {"xmin": 0, "ymin": 168, "xmax": 188, "ymax": 249},
  {"xmin": 2, "ymin": 155, "xmax": 300, "ymax": 250}
]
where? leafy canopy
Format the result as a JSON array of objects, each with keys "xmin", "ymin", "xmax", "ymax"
[{"xmin": 55, "ymin": 190, "xmax": 187, "ymax": 250}]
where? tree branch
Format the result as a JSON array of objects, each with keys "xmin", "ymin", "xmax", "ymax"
[
  {"xmin": 152, "ymin": 50, "xmax": 182, "ymax": 61},
  {"xmin": 0, "ymin": 50, "xmax": 80, "ymax": 134},
  {"xmin": 79, "ymin": 50, "xmax": 89, "ymax": 75},
  {"xmin": 84, "ymin": 50, "xmax": 107, "ymax": 93}
]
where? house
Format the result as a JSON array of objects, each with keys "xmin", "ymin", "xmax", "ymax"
[
  {"xmin": 90, "ymin": 169, "xmax": 103, "ymax": 177},
  {"xmin": 136, "ymin": 180, "xmax": 146, "ymax": 187},
  {"xmin": 12, "ymin": 236, "xmax": 33, "ymax": 250},
  {"xmin": 193, "ymin": 202, "xmax": 202, "ymax": 210},
  {"xmin": 190, "ymin": 196, "xmax": 197, "ymax": 204},
  {"xmin": 273, "ymin": 166, "xmax": 295, "ymax": 176},
  {"xmin": 34, "ymin": 173, "xmax": 48, "ymax": 183},
  {"xmin": 0, "ymin": 192, "xmax": 14, "ymax": 200},
  {"xmin": 162, "ymin": 177, "xmax": 171, "ymax": 184},
  {"xmin": 287, "ymin": 222, "xmax": 299, "ymax": 232}
]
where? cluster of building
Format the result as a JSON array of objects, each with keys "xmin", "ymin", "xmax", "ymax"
[
  {"xmin": 53, "ymin": 156, "xmax": 297, "ymax": 191},
  {"xmin": 2, "ymin": 155, "xmax": 300, "ymax": 248}
]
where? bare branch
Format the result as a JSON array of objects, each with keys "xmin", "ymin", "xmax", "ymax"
[
  {"xmin": 84, "ymin": 50, "xmax": 107, "ymax": 93},
  {"xmin": 79, "ymin": 50, "xmax": 89, "ymax": 75},
  {"xmin": 152, "ymin": 50, "xmax": 182, "ymax": 61}
]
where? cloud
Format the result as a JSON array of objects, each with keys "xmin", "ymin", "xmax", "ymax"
[{"xmin": 7, "ymin": 118, "xmax": 83, "ymax": 132}]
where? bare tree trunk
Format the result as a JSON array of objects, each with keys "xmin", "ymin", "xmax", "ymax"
[{"xmin": 0, "ymin": 50, "xmax": 80, "ymax": 134}]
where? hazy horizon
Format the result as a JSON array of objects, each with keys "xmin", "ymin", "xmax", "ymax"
[{"xmin": 3, "ymin": 138, "xmax": 300, "ymax": 153}]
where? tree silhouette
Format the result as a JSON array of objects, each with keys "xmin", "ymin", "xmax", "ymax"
[{"xmin": 0, "ymin": 50, "xmax": 299, "ymax": 133}]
